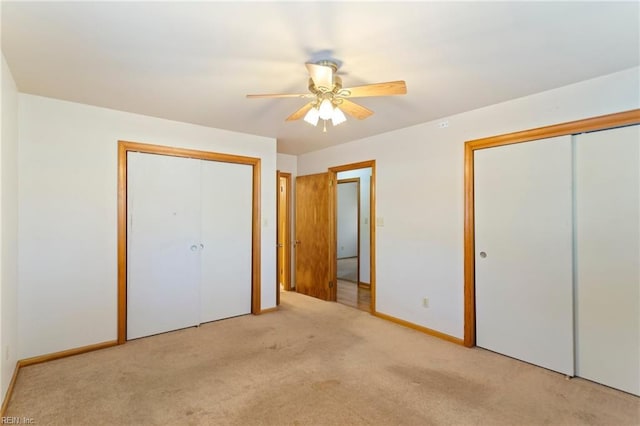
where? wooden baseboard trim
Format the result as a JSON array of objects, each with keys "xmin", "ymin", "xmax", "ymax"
[
  {"xmin": 358, "ymin": 282, "xmax": 370, "ymax": 289},
  {"xmin": 0, "ymin": 362, "xmax": 21, "ymax": 417},
  {"xmin": 373, "ymin": 311, "xmax": 464, "ymax": 345},
  {"xmin": 259, "ymin": 307, "xmax": 278, "ymax": 314},
  {"xmin": 18, "ymin": 340, "xmax": 118, "ymax": 368}
]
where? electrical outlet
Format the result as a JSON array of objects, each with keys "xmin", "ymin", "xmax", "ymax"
[{"xmin": 422, "ymin": 297, "xmax": 429, "ymax": 308}]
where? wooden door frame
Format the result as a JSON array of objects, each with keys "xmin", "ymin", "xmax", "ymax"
[
  {"xmin": 276, "ymin": 171, "xmax": 292, "ymax": 305},
  {"xmin": 463, "ymin": 109, "xmax": 640, "ymax": 348},
  {"xmin": 329, "ymin": 161, "xmax": 376, "ymax": 311},
  {"xmin": 336, "ymin": 178, "xmax": 361, "ymax": 285},
  {"xmin": 117, "ymin": 140, "xmax": 262, "ymax": 345}
]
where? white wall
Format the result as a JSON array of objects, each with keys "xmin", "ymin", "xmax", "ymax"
[
  {"xmin": 276, "ymin": 153, "xmax": 297, "ymax": 176},
  {"xmin": 0, "ymin": 54, "xmax": 19, "ymax": 399},
  {"xmin": 18, "ymin": 94, "xmax": 277, "ymax": 359},
  {"xmin": 337, "ymin": 168, "xmax": 372, "ymax": 283},
  {"xmin": 298, "ymin": 67, "xmax": 640, "ymax": 339}
]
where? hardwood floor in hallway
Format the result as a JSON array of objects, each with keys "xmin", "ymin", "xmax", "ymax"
[{"xmin": 337, "ymin": 279, "xmax": 370, "ymax": 312}]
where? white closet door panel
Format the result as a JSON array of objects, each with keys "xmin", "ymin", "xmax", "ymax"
[
  {"xmin": 575, "ymin": 125, "xmax": 640, "ymax": 395},
  {"xmin": 127, "ymin": 152, "xmax": 201, "ymax": 339},
  {"xmin": 199, "ymin": 161, "xmax": 253, "ymax": 323},
  {"xmin": 475, "ymin": 135, "xmax": 574, "ymax": 375}
]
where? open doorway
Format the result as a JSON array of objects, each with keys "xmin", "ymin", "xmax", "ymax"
[
  {"xmin": 293, "ymin": 160, "xmax": 375, "ymax": 310},
  {"xmin": 337, "ymin": 178, "xmax": 360, "ymax": 285},
  {"xmin": 276, "ymin": 171, "xmax": 292, "ymax": 305},
  {"xmin": 330, "ymin": 163, "xmax": 374, "ymax": 312}
]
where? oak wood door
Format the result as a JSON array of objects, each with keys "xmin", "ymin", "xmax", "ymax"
[{"xmin": 295, "ymin": 173, "xmax": 331, "ymax": 300}]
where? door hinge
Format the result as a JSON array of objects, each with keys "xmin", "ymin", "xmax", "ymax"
[
  {"xmin": 280, "ymin": 185, "xmax": 284, "ymax": 192},
  {"xmin": 329, "ymin": 281, "xmax": 334, "ymax": 288},
  {"xmin": 329, "ymin": 179, "xmax": 333, "ymax": 187}
]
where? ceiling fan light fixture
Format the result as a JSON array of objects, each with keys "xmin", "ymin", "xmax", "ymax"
[
  {"xmin": 303, "ymin": 106, "xmax": 320, "ymax": 126},
  {"xmin": 331, "ymin": 106, "xmax": 347, "ymax": 126},
  {"xmin": 247, "ymin": 59, "xmax": 407, "ymax": 129},
  {"xmin": 318, "ymin": 98, "xmax": 334, "ymax": 120}
]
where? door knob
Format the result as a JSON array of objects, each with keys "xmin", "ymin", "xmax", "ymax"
[
  {"xmin": 479, "ymin": 251, "xmax": 487, "ymax": 258},
  {"xmin": 190, "ymin": 245, "xmax": 198, "ymax": 252},
  {"xmin": 200, "ymin": 243, "xmax": 204, "ymax": 249}
]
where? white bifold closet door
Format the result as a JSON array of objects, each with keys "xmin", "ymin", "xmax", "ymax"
[
  {"xmin": 199, "ymin": 160, "xmax": 252, "ymax": 323},
  {"xmin": 127, "ymin": 152, "xmax": 252, "ymax": 340},
  {"xmin": 575, "ymin": 125, "xmax": 639, "ymax": 395},
  {"xmin": 475, "ymin": 135, "xmax": 574, "ymax": 375}
]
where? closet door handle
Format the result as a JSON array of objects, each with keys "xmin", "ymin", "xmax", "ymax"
[
  {"xmin": 200, "ymin": 243, "xmax": 205, "ymax": 249},
  {"xmin": 479, "ymin": 251, "xmax": 487, "ymax": 258},
  {"xmin": 190, "ymin": 245, "xmax": 198, "ymax": 252}
]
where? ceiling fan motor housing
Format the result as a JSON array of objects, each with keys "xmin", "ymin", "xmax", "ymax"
[{"xmin": 315, "ymin": 60, "xmax": 339, "ymax": 73}]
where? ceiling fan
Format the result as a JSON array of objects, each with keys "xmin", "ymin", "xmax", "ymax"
[{"xmin": 246, "ymin": 60, "xmax": 407, "ymax": 131}]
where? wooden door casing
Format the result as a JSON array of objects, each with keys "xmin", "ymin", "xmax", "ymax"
[{"xmin": 295, "ymin": 173, "xmax": 331, "ymax": 300}]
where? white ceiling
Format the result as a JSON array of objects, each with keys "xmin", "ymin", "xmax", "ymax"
[{"xmin": 2, "ymin": 1, "xmax": 638, "ymax": 155}]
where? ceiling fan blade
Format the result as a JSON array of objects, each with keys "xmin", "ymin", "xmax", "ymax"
[
  {"xmin": 306, "ymin": 63, "xmax": 334, "ymax": 90},
  {"xmin": 246, "ymin": 93, "xmax": 314, "ymax": 99},
  {"xmin": 341, "ymin": 80, "xmax": 407, "ymax": 98},
  {"xmin": 339, "ymin": 99, "xmax": 373, "ymax": 120},
  {"xmin": 285, "ymin": 102, "xmax": 314, "ymax": 121}
]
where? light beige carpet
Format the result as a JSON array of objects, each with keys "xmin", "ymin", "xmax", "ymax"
[{"xmin": 7, "ymin": 291, "xmax": 639, "ymax": 425}]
